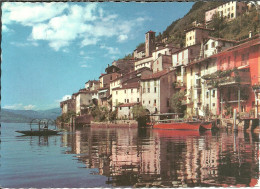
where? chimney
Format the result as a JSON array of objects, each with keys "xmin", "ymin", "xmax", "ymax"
[{"xmin": 249, "ymin": 31, "xmax": 252, "ymax": 38}]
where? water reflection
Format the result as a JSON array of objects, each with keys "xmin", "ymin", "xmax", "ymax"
[{"xmin": 60, "ymin": 126, "xmax": 259, "ymax": 187}]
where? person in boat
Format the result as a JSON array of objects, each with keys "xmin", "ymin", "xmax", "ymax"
[{"xmin": 43, "ymin": 122, "xmax": 48, "ymax": 130}]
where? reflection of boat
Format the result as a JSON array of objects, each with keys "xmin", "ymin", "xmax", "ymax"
[
  {"xmin": 16, "ymin": 129, "xmax": 59, "ymax": 136},
  {"xmin": 154, "ymin": 129, "xmax": 200, "ymax": 137},
  {"xmin": 16, "ymin": 118, "xmax": 60, "ymax": 136}
]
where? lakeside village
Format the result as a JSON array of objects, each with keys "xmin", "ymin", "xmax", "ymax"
[{"xmin": 58, "ymin": 2, "xmax": 260, "ymax": 132}]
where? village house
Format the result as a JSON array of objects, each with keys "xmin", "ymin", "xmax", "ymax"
[
  {"xmin": 110, "ymin": 67, "xmax": 152, "ymax": 94},
  {"xmin": 210, "ymin": 36, "xmax": 260, "ymax": 118},
  {"xmin": 60, "ymin": 94, "xmax": 76, "ymax": 114},
  {"xmin": 112, "ymin": 80, "xmax": 141, "ymax": 119},
  {"xmin": 203, "ymin": 37, "xmax": 236, "ymax": 58},
  {"xmin": 140, "ymin": 69, "xmax": 175, "ymax": 115},
  {"xmin": 185, "ymin": 57, "xmax": 218, "ymax": 117},
  {"xmin": 85, "ymin": 80, "xmax": 100, "ymax": 91},
  {"xmin": 98, "ymin": 64, "xmax": 121, "ymax": 110},
  {"xmin": 75, "ymin": 89, "xmax": 95, "ymax": 115},
  {"xmin": 185, "ymin": 26, "xmax": 213, "ymax": 47},
  {"xmin": 205, "ymin": 2, "xmax": 247, "ymax": 24},
  {"xmin": 133, "ymin": 45, "xmax": 145, "ymax": 59}
]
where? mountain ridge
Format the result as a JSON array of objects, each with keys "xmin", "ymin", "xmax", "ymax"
[{"xmin": 1, "ymin": 108, "xmax": 61, "ymax": 123}]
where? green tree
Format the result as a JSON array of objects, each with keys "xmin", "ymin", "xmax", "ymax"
[
  {"xmin": 170, "ymin": 92, "xmax": 186, "ymax": 116},
  {"xmin": 131, "ymin": 105, "xmax": 149, "ymax": 126}
]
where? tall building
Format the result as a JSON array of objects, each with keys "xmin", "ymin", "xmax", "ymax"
[{"xmin": 145, "ymin": 31, "xmax": 156, "ymax": 57}]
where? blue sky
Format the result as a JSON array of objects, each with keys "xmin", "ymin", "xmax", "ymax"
[{"xmin": 2, "ymin": 2, "xmax": 194, "ymax": 110}]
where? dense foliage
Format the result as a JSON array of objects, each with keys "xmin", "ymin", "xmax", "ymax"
[
  {"xmin": 170, "ymin": 91, "xmax": 186, "ymax": 115},
  {"xmin": 56, "ymin": 111, "xmax": 76, "ymax": 123}
]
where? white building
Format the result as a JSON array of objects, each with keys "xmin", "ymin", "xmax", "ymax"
[
  {"xmin": 112, "ymin": 82, "xmax": 140, "ymax": 111},
  {"xmin": 203, "ymin": 37, "xmax": 236, "ymax": 58},
  {"xmin": 140, "ymin": 70, "xmax": 175, "ymax": 115}
]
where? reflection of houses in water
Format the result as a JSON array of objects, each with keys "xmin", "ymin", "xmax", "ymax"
[
  {"xmin": 199, "ymin": 136, "xmax": 219, "ymax": 184},
  {"xmin": 60, "ymin": 127, "xmax": 259, "ymax": 187},
  {"xmin": 139, "ymin": 132, "xmax": 160, "ymax": 175},
  {"xmin": 185, "ymin": 138, "xmax": 200, "ymax": 182},
  {"xmin": 109, "ymin": 129, "xmax": 139, "ymax": 177}
]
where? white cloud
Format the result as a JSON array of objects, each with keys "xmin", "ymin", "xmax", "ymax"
[
  {"xmin": 56, "ymin": 95, "xmax": 71, "ymax": 103},
  {"xmin": 2, "ymin": 2, "xmax": 68, "ymax": 26},
  {"xmin": 23, "ymin": 104, "xmax": 36, "ymax": 110},
  {"xmin": 117, "ymin": 34, "xmax": 128, "ymax": 42},
  {"xmin": 3, "ymin": 3, "xmax": 148, "ymax": 51},
  {"xmin": 3, "ymin": 103, "xmax": 36, "ymax": 110},
  {"xmin": 3, "ymin": 103, "xmax": 23, "ymax": 109},
  {"xmin": 10, "ymin": 41, "xmax": 39, "ymax": 47},
  {"xmin": 100, "ymin": 45, "xmax": 120, "ymax": 55},
  {"xmin": 80, "ymin": 64, "xmax": 91, "ymax": 68},
  {"xmin": 80, "ymin": 51, "xmax": 85, "ymax": 55}
]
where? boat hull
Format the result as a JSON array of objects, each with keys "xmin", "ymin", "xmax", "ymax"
[
  {"xmin": 16, "ymin": 130, "xmax": 59, "ymax": 136},
  {"xmin": 200, "ymin": 122, "xmax": 213, "ymax": 130},
  {"xmin": 153, "ymin": 121, "xmax": 201, "ymax": 131}
]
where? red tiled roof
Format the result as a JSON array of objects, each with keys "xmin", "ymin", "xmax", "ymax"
[
  {"xmin": 112, "ymin": 82, "xmax": 139, "ymax": 90},
  {"xmin": 172, "ymin": 43, "xmax": 200, "ymax": 54},
  {"xmin": 146, "ymin": 30, "xmax": 155, "ymax": 33},
  {"xmin": 141, "ymin": 69, "xmax": 172, "ymax": 81},
  {"xmin": 118, "ymin": 102, "xmax": 140, "ymax": 107}
]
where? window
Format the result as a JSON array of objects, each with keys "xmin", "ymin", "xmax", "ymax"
[
  {"xmin": 190, "ymin": 49, "xmax": 193, "ymax": 55},
  {"xmin": 137, "ymin": 88, "xmax": 140, "ymax": 92},
  {"xmin": 110, "ymin": 76, "xmax": 112, "ymax": 80},
  {"xmin": 129, "ymin": 107, "xmax": 131, "ymax": 110},
  {"xmin": 206, "ymin": 92, "xmax": 209, "ymax": 98},
  {"xmin": 131, "ymin": 89, "xmax": 133, "ymax": 93},
  {"xmin": 127, "ymin": 99, "xmax": 129, "ymax": 103},
  {"xmin": 213, "ymin": 90, "xmax": 215, "ymax": 98},
  {"xmin": 148, "ymin": 88, "xmax": 150, "ymax": 93},
  {"xmin": 213, "ymin": 103, "xmax": 215, "ymax": 107},
  {"xmin": 125, "ymin": 99, "xmax": 126, "ymax": 103},
  {"xmin": 154, "ymin": 87, "xmax": 157, "ymax": 93},
  {"xmin": 120, "ymin": 107, "xmax": 122, "ymax": 110},
  {"xmin": 143, "ymin": 88, "xmax": 145, "ymax": 93},
  {"xmin": 149, "ymin": 100, "xmax": 150, "ymax": 104},
  {"xmin": 116, "ymin": 91, "xmax": 118, "ymax": 95},
  {"xmin": 154, "ymin": 99, "xmax": 156, "ymax": 105},
  {"xmin": 124, "ymin": 90, "xmax": 126, "ymax": 94},
  {"xmin": 143, "ymin": 100, "xmax": 145, "ymax": 104},
  {"xmin": 137, "ymin": 98, "xmax": 139, "ymax": 102},
  {"xmin": 89, "ymin": 100, "xmax": 91, "ymax": 103},
  {"xmin": 212, "ymin": 42, "xmax": 215, "ymax": 48},
  {"xmin": 190, "ymin": 68, "xmax": 193, "ymax": 75}
]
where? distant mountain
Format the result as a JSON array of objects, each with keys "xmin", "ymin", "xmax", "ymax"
[{"xmin": 1, "ymin": 108, "xmax": 61, "ymax": 123}]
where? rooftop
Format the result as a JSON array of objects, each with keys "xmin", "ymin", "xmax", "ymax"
[{"xmin": 141, "ymin": 69, "xmax": 173, "ymax": 81}]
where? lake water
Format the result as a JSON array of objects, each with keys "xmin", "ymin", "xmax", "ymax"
[{"xmin": 0, "ymin": 123, "xmax": 259, "ymax": 188}]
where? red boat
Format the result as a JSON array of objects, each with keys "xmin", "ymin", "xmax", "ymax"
[
  {"xmin": 200, "ymin": 120, "xmax": 218, "ymax": 130},
  {"xmin": 153, "ymin": 121, "xmax": 202, "ymax": 131}
]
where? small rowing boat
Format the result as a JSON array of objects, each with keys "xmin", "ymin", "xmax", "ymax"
[{"xmin": 16, "ymin": 118, "xmax": 60, "ymax": 136}]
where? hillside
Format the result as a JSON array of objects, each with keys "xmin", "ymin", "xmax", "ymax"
[
  {"xmin": 1, "ymin": 108, "xmax": 61, "ymax": 123},
  {"xmin": 159, "ymin": 2, "xmax": 259, "ymax": 47}
]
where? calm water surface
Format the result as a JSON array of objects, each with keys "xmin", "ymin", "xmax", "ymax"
[{"xmin": 0, "ymin": 123, "xmax": 259, "ymax": 187}]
